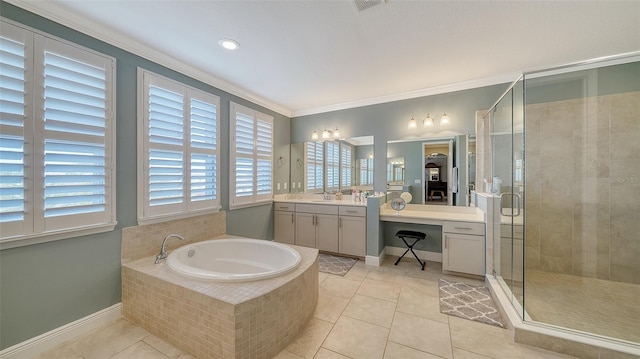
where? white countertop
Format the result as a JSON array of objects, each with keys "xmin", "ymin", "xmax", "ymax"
[
  {"xmin": 380, "ymin": 204, "xmax": 485, "ymax": 225},
  {"xmin": 274, "ymin": 194, "xmax": 375, "ymax": 207}
]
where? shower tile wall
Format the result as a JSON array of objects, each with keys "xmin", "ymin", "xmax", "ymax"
[{"xmin": 525, "ymin": 91, "xmax": 640, "ymax": 284}]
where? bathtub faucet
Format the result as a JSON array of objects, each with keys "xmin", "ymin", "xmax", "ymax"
[{"xmin": 155, "ymin": 234, "xmax": 184, "ymax": 264}]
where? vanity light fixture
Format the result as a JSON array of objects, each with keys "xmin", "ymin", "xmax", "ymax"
[
  {"xmin": 440, "ymin": 112, "xmax": 450, "ymax": 125},
  {"xmin": 408, "ymin": 116, "xmax": 417, "ymax": 129},
  {"xmin": 311, "ymin": 127, "xmax": 340, "ymax": 140},
  {"xmin": 218, "ymin": 38, "xmax": 239, "ymax": 50},
  {"xmin": 423, "ymin": 113, "xmax": 434, "ymax": 127}
]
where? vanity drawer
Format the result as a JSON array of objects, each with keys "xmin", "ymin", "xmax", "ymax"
[
  {"xmin": 274, "ymin": 202, "xmax": 295, "ymax": 211},
  {"xmin": 443, "ymin": 221, "xmax": 485, "ymax": 235},
  {"xmin": 296, "ymin": 203, "xmax": 339, "ymax": 215},
  {"xmin": 339, "ymin": 206, "xmax": 366, "ymax": 217}
]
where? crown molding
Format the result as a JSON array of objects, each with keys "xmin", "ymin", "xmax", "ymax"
[
  {"xmin": 291, "ymin": 73, "xmax": 519, "ymax": 118},
  {"xmin": 4, "ymin": 0, "xmax": 293, "ymax": 117}
]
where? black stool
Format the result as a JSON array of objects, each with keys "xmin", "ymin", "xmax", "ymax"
[{"xmin": 394, "ymin": 230, "xmax": 426, "ymax": 270}]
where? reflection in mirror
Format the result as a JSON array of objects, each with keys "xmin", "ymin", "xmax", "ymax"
[
  {"xmin": 291, "ymin": 136, "xmax": 374, "ymax": 194},
  {"xmin": 386, "ymin": 157, "xmax": 404, "ymax": 184},
  {"xmin": 350, "ymin": 136, "xmax": 374, "ymax": 190}
]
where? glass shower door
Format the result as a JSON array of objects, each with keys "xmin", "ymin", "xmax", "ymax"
[{"xmin": 491, "ymin": 77, "xmax": 525, "ymax": 318}]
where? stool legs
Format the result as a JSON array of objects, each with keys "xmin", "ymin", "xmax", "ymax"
[{"xmin": 394, "ymin": 236, "xmax": 426, "ymax": 270}]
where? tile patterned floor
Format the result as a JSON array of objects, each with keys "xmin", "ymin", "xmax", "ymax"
[{"xmin": 36, "ymin": 257, "xmax": 576, "ymax": 359}]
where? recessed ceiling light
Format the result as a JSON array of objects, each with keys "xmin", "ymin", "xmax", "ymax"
[{"xmin": 218, "ymin": 39, "xmax": 239, "ymax": 51}]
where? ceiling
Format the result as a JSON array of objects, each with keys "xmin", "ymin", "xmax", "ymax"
[{"xmin": 8, "ymin": 0, "xmax": 640, "ymax": 117}]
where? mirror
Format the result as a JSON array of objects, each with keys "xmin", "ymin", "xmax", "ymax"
[
  {"xmin": 428, "ymin": 167, "xmax": 439, "ymax": 181},
  {"xmin": 291, "ymin": 136, "xmax": 374, "ymax": 193},
  {"xmin": 386, "ymin": 157, "xmax": 405, "ymax": 184}
]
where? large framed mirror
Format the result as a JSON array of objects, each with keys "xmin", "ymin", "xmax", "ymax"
[{"xmin": 291, "ymin": 136, "xmax": 374, "ymax": 193}]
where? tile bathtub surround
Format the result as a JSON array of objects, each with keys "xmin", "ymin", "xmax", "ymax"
[
  {"xmin": 121, "ymin": 211, "xmax": 226, "ymax": 263},
  {"xmin": 122, "ymin": 245, "xmax": 319, "ymax": 359}
]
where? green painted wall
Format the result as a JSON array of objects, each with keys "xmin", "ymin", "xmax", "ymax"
[{"xmin": 0, "ymin": 2, "xmax": 289, "ymax": 349}]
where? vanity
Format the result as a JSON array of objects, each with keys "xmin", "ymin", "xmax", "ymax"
[
  {"xmin": 380, "ymin": 204, "xmax": 486, "ymax": 276},
  {"xmin": 274, "ymin": 196, "xmax": 367, "ymax": 257}
]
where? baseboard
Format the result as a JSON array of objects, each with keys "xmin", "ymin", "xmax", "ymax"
[
  {"xmin": 0, "ymin": 303, "xmax": 122, "ymax": 359},
  {"xmin": 384, "ymin": 245, "xmax": 443, "ymax": 263},
  {"xmin": 365, "ymin": 252, "xmax": 384, "ymax": 267}
]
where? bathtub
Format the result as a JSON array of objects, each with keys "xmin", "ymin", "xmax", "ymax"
[
  {"xmin": 167, "ymin": 237, "xmax": 302, "ymax": 282},
  {"xmin": 122, "ymin": 237, "xmax": 319, "ymax": 359}
]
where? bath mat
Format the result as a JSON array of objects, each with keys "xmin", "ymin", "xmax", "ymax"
[
  {"xmin": 438, "ymin": 279, "xmax": 504, "ymax": 328},
  {"xmin": 318, "ymin": 253, "xmax": 358, "ymax": 276}
]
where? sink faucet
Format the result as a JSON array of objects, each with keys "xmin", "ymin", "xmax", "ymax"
[
  {"xmin": 323, "ymin": 192, "xmax": 331, "ymax": 200},
  {"xmin": 155, "ymin": 234, "xmax": 184, "ymax": 264}
]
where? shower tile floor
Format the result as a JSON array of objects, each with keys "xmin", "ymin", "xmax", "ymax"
[
  {"xmin": 37, "ymin": 258, "xmax": 576, "ymax": 359},
  {"xmin": 523, "ymin": 269, "xmax": 640, "ymax": 343}
]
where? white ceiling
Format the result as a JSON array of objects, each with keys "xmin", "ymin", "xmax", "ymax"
[{"xmin": 9, "ymin": 0, "xmax": 640, "ymax": 117}]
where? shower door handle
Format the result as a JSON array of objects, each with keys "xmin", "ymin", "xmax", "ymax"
[{"xmin": 500, "ymin": 192, "xmax": 522, "ymax": 217}]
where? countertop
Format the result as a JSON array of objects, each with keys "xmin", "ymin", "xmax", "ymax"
[
  {"xmin": 380, "ymin": 204, "xmax": 485, "ymax": 225},
  {"xmin": 273, "ymin": 194, "xmax": 376, "ymax": 207}
]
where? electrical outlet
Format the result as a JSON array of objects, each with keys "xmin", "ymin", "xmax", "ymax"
[
  {"xmin": 414, "ymin": 179, "xmax": 421, "ymax": 184},
  {"xmin": 277, "ymin": 183, "xmax": 281, "ymax": 190},
  {"xmin": 284, "ymin": 182, "xmax": 287, "ymax": 190}
]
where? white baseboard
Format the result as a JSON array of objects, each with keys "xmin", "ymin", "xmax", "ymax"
[
  {"xmin": 365, "ymin": 252, "xmax": 384, "ymax": 267},
  {"xmin": 0, "ymin": 303, "xmax": 122, "ymax": 359},
  {"xmin": 384, "ymin": 245, "xmax": 443, "ymax": 263}
]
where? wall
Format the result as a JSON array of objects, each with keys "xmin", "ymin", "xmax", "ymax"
[
  {"xmin": 291, "ymin": 84, "xmax": 510, "ymax": 197},
  {"xmin": 0, "ymin": 2, "xmax": 289, "ymax": 349}
]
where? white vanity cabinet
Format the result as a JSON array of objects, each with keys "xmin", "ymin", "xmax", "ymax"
[
  {"xmin": 442, "ymin": 221, "xmax": 485, "ymax": 276},
  {"xmin": 295, "ymin": 204, "xmax": 339, "ymax": 251},
  {"xmin": 339, "ymin": 206, "xmax": 367, "ymax": 257},
  {"xmin": 274, "ymin": 203, "xmax": 295, "ymax": 245},
  {"xmin": 274, "ymin": 201, "xmax": 367, "ymax": 257}
]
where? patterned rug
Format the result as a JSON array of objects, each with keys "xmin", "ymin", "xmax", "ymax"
[
  {"xmin": 318, "ymin": 253, "xmax": 358, "ymax": 276},
  {"xmin": 438, "ymin": 279, "xmax": 504, "ymax": 328}
]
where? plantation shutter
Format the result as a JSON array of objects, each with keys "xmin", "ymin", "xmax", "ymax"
[
  {"xmin": 144, "ymin": 75, "xmax": 185, "ymax": 217},
  {"xmin": 305, "ymin": 141, "xmax": 323, "ymax": 193},
  {"xmin": 229, "ymin": 102, "xmax": 273, "ymax": 207},
  {"xmin": 138, "ymin": 70, "xmax": 219, "ymax": 222},
  {"xmin": 255, "ymin": 114, "xmax": 273, "ymax": 201},
  {"xmin": 340, "ymin": 143, "xmax": 352, "ymax": 190},
  {"xmin": 189, "ymin": 94, "xmax": 218, "ymax": 210},
  {"xmin": 233, "ymin": 110, "xmax": 254, "ymax": 203},
  {"xmin": 0, "ymin": 22, "xmax": 32, "ymax": 237},
  {"xmin": 35, "ymin": 35, "xmax": 114, "ymax": 232},
  {"xmin": 325, "ymin": 141, "xmax": 339, "ymax": 192}
]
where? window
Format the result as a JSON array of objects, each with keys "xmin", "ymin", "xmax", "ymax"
[
  {"xmin": 229, "ymin": 102, "xmax": 273, "ymax": 208},
  {"xmin": 305, "ymin": 141, "xmax": 323, "ymax": 193},
  {"xmin": 0, "ymin": 21, "xmax": 116, "ymax": 246},
  {"xmin": 340, "ymin": 143, "xmax": 352, "ymax": 190},
  {"xmin": 325, "ymin": 141, "xmax": 340, "ymax": 192},
  {"xmin": 359, "ymin": 158, "xmax": 374, "ymax": 186},
  {"xmin": 137, "ymin": 69, "xmax": 220, "ymax": 223}
]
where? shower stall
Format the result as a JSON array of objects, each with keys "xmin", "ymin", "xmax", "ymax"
[{"xmin": 481, "ymin": 53, "xmax": 639, "ymax": 355}]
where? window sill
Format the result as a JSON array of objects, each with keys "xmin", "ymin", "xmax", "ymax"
[
  {"xmin": 137, "ymin": 207, "xmax": 222, "ymax": 226},
  {"xmin": 0, "ymin": 222, "xmax": 118, "ymax": 250},
  {"xmin": 229, "ymin": 200, "xmax": 273, "ymax": 210}
]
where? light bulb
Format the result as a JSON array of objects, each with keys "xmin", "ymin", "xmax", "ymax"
[
  {"xmin": 440, "ymin": 112, "xmax": 450, "ymax": 125},
  {"xmin": 311, "ymin": 130, "xmax": 318, "ymax": 140},
  {"xmin": 423, "ymin": 113, "xmax": 434, "ymax": 127},
  {"xmin": 333, "ymin": 127, "xmax": 340, "ymax": 139},
  {"xmin": 408, "ymin": 117, "xmax": 417, "ymax": 129},
  {"xmin": 322, "ymin": 129, "xmax": 330, "ymax": 139}
]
